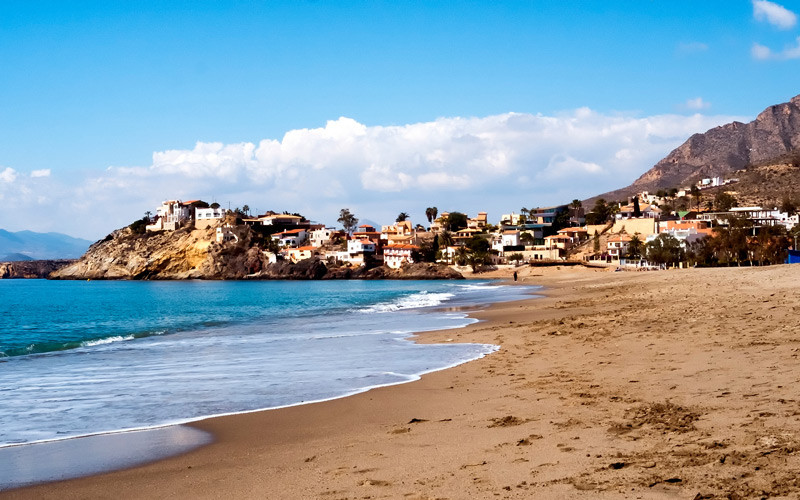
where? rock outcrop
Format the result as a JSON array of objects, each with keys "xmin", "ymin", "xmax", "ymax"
[
  {"xmin": 596, "ymin": 94, "xmax": 800, "ymax": 201},
  {"xmin": 50, "ymin": 226, "xmax": 463, "ymax": 280},
  {"xmin": 0, "ymin": 260, "xmax": 74, "ymax": 279}
]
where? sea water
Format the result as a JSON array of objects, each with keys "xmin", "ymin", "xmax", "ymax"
[{"xmin": 0, "ymin": 279, "xmax": 537, "ymax": 451}]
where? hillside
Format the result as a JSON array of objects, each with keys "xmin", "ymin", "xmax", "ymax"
[
  {"xmin": 700, "ymin": 151, "xmax": 800, "ymax": 208},
  {"xmin": 50, "ymin": 225, "xmax": 462, "ymax": 280},
  {"xmin": 595, "ymin": 94, "xmax": 800, "ymax": 202},
  {"xmin": 0, "ymin": 229, "xmax": 93, "ymax": 260}
]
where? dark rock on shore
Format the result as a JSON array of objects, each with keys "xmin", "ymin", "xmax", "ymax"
[{"xmin": 0, "ymin": 260, "xmax": 75, "ymax": 279}]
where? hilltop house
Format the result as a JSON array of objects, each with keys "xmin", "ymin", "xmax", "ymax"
[
  {"xmin": 272, "ymin": 228, "xmax": 308, "ymax": 248},
  {"xmin": 195, "ymin": 207, "xmax": 226, "ymax": 229},
  {"xmin": 146, "ymin": 200, "xmax": 202, "ymax": 232},
  {"xmin": 309, "ymin": 227, "xmax": 341, "ymax": 248}
]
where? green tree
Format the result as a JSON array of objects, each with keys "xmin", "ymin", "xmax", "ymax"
[
  {"xmin": 710, "ymin": 216, "xmax": 750, "ymax": 265},
  {"xmin": 467, "ymin": 235, "xmax": 490, "ymax": 253},
  {"xmin": 714, "ymin": 192, "xmax": 738, "ymax": 211},
  {"xmin": 646, "ymin": 234, "xmax": 683, "ymax": 267},
  {"xmin": 632, "ymin": 196, "xmax": 641, "ymax": 218},
  {"xmin": 425, "ymin": 207, "xmax": 438, "ymax": 224},
  {"xmin": 626, "ymin": 233, "xmax": 643, "ymax": 259},
  {"xmin": 520, "ymin": 232, "xmax": 535, "ymax": 246},
  {"xmin": 438, "ymin": 230, "xmax": 454, "ymax": 248},
  {"xmin": 210, "ymin": 202, "xmax": 220, "ymax": 209},
  {"xmin": 446, "ymin": 212, "xmax": 468, "ymax": 232},
  {"xmin": 455, "ymin": 246, "xmax": 469, "ymax": 266},
  {"xmin": 242, "ymin": 204, "xmax": 250, "ymax": 216},
  {"xmin": 754, "ymin": 224, "xmax": 790, "ymax": 265},
  {"xmin": 508, "ymin": 253, "xmax": 524, "ymax": 264},
  {"xmin": 396, "ymin": 212, "xmax": 409, "ymax": 222},
  {"xmin": 338, "ymin": 208, "xmax": 359, "ymax": 233},
  {"xmin": 586, "ymin": 199, "xmax": 610, "ymax": 225},
  {"xmin": 780, "ymin": 197, "xmax": 797, "ymax": 216}
]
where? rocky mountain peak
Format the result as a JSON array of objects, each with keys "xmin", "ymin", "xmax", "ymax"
[{"xmin": 593, "ymin": 93, "xmax": 800, "ymax": 202}]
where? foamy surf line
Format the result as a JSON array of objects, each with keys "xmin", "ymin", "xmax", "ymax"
[
  {"xmin": 0, "ymin": 282, "xmax": 537, "ymax": 490},
  {"xmin": 0, "ymin": 343, "xmax": 499, "ymax": 490}
]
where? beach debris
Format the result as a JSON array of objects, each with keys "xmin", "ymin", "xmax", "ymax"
[
  {"xmin": 407, "ymin": 418, "xmax": 428, "ymax": 424},
  {"xmin": 304, "ymin": 455, "xmax": 316, "ymax": 463},
  {"xmin": 609, "ymin": 461, "xmax": 627, "ymax": 469},
  {"xmin": 488, "ymin": 415, "xmax": 525, "ymax": 427}
]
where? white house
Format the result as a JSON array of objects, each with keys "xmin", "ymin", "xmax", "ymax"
[
  {"xmin": 607, "ymin": 235, "xmax": 631, "ymax": 259},
  {"xmin": 146, "ymin": 200, "xmax": 196, "ymax": 231},
  {"xmin": 195, "ymin": 207, "xmax": 226, "ymax": 229},
  {"xmin": 272, "ymin": 228, "xmax": 307, "ymax": 247},
  {"xmin": 383, "ymin": 244, "xmax": 418, "ymax": 269},
  {"xmin": 216, "ymin": 225, "xmax": 238, "ymax": 244},
  {"xmin": 310, "ymin": 227, "xmax": 337, "ymax": 247},
  {"xmin": 346, "ymin": 238, "xmax": 377, "ymax": 265}
]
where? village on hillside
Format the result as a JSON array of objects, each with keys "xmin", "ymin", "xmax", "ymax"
[{"xmin": 135, "ymin": 173, "xmax": 800, "ymax": 272}]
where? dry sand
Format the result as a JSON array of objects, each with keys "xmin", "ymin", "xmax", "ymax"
[{"xmin": 6, "ymin": 264, "xmax": 800, "ymax": 499}]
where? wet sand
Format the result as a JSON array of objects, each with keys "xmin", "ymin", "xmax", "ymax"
[{"xmin": 6, "ymin": 264, "xmax": 800, "ymax": 499}]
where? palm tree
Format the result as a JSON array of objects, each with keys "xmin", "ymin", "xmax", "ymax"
[
  {"xmin": 438, "ymin": 230, "xmax": 454, "ymax": 248},
  {"xmin": 425, "ymin": 207, "xmax": 438, "ymax": 224},
  {"xmin": 455, "ymin": 246, "xmax": 469, "ymax": 266},
  {"xmin": 396, "ymin": 212, "xmax": 409, "ymax": 222}
]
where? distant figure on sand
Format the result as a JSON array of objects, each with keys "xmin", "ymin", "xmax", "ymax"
[{"xmin": 513, "ymin": 271, "xmax": 517, "ymax": 282}]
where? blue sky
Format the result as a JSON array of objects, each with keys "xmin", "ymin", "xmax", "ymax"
[{"xmin": 1, "ymin": 1, "xmax": 799, "ymax": 239}]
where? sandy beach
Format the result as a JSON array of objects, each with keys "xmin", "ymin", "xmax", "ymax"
[{"xmin": 6, "ymin": 264, "xmax": 800, "ymax": 499}]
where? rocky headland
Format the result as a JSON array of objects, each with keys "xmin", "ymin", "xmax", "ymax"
[
  {"xmin": 0, "ymin": 259, "xmax": 74, "ymax": 279},
  {"xmin": 49, "ymin": 225, "xmax": 462, "ymax": 280}
]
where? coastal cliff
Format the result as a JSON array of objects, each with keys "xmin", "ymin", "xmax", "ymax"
[
  {"xmin": 0, "ymin": 259, "xmax": 74, "ymax": 279},
  {"xmin": 50, "ymin": 226, "xmax": 462, "ymax": 280}
]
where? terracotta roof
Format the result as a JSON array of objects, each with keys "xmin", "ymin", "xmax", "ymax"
[
  {"xmin": 558, "ymin": 227, "xmax": 588, "ymax": 233},
  {"xmin": 278, "ymin": 229, "xmax": 306, "ymax": 235},
  {"xmin": 385, "ymin": 244, "xmax": 419, "ymax": 250},
  {"xmin": 294, "ymin": 246, "xmax": 316, "ymax": 251}
]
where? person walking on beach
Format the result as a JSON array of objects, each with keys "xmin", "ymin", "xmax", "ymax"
[{"xmin": 513, "ymin": 271, "xmax": 517, "ymax": 282}]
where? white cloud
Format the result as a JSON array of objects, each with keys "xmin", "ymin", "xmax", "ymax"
[
  {"xmin": 0, "ymin": 167, "xmax": 17, "ymax": 183},
  {"xmin": 30, "ymin": 169, "xmax": 51, "ymax": 178},
  {"xmin": 0, "ymin": 110, "xmax": 744, "ymax": 240},
  {"xmin": 684, "ymin": 97, "xmax": 711, "ymax": 110},
  {"xmin": 753, "ymin": 0, "xmax": 798, "ymax": 29},
  {"xmin": 751, "ymin": 37, "xmax": 800, "ymax": 59}
]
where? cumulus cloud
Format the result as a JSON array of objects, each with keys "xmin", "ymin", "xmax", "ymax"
[
  {"xmin": 0, "ymin": 167, "xmax": 17, "ymax": 183},
  {"xmin": 684, "ymin": 97, "xmax": 711, "ymax": 110},
  {"xmin": 30, "ymin": 169, "xmax": 51, "ymax": 178},
  {"xmin": 753, "ymin": 0, "xmax": 798, "ymax": 29},
  {"xmin": 751, "ymin": 37, "xmax": 800, "ymax": 59},
  {"xmin": 1, "ymin": 110, "xmax": 744, "ymax": 239}
]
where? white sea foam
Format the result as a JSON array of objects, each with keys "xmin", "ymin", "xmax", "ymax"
[
  {"xmin": 80, "ymin": 335, "xmax": 135, "ymax": 347},
  {"xmin": 357, "ymin": 291, "xmax": 455, "ymax": 313}
]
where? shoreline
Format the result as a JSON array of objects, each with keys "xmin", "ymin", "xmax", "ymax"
[
  {"xmin": 7, "ymin": 264, "xmax": 800, "ymax": 498},
  {"xmin": 0, "ymin": 276, "xmax": 535, "ymax": 491}
]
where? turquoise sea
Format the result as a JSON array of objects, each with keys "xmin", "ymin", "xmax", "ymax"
[{"xmin": 0, "ymin": 279, "xmax": 536, "ymax": 459}]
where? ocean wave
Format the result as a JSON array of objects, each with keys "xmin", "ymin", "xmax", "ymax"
[
  {"xmin": 356, "ymin": 291, "xmax": 455, "ymax": 313},
  {"xmin": 80, "ymin": 335, "xmax": 135, "ymax": 347}
]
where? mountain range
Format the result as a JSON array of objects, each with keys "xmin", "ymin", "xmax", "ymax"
[
  {"xmin": 597, "ymin": 94, "xmax": 800, "ymax": 203},
  {"xmin": 0, "ymin": 230, "xmax": 93, "ymax": 261}
]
